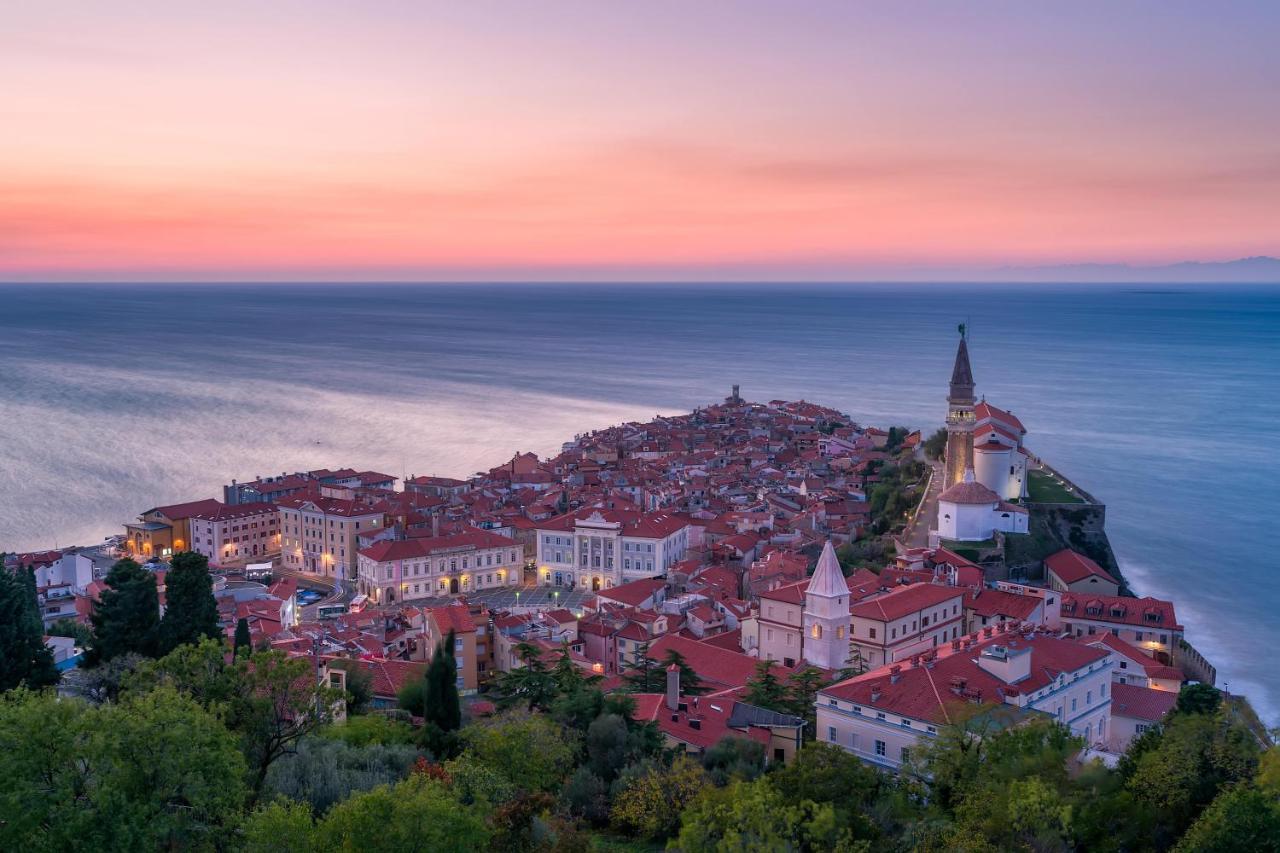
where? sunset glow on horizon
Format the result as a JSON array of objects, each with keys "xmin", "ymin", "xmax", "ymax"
[{"xmin": 3, "ymin": 1, "xmax": 1278, "ymax": 281}]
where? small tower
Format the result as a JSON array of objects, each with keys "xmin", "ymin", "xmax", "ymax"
[
  {"xmin": 803, "ymin": 541, "xmax": 851, "ymax": 670},
  {"xmin": 944, "ymin": 325, "xmax": 977, "ymax": 487}
]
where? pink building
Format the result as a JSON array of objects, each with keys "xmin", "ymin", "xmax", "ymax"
[{"xmin": 187, "ymin": 501, "xmax": 281, "ymax": 568}]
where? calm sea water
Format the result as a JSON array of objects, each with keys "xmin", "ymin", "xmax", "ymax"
[{"xmin": 2, "ymin": 283, "xmax": 1277, "ymax": 720}]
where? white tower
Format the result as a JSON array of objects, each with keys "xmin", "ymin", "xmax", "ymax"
[{"xmin": 803, "ymin": 541, "xmax": 851, "ymax": 670}]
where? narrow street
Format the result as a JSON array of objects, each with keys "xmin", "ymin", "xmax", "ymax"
[{"xmin": 903, "ymin": 457, "xmax": 943, "ymax": 548}]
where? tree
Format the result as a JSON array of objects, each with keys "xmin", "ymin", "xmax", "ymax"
[
  {"xmin": 785, "ymin": 666, "xmax": 828, "ymax": 736},
  {"xmin": 234, "ymin": 617, "xmax": 252, "ymax": 659},
  {"xmin": 702, "ymin": 736, "xmax": 766, "ymax": 786},
  {"xmin": 0, "ymin": 565, "xmax": 59, "ymax": 691},
  {"xmin": 124, "ymin": 638, "xmax": 342, "ymax": 808},
  {"xmin": 743, "ymin": 660, "xmax": 789, "ymax": 712},
  {"xmin": 242, "ymin": 799, "xmax": 316, "ymax": 853},
  {"xmin": 562, "ymin": 766, "xmax": 610, "ymax": 823},
  {"xmin": 619, "ymin": 640, "xmax": 660, "ymax": 692},
  {"xmin": 86, "ymin": 558, "xmax": 160, "ymax": 664},
  {"xmin": 585, "ymin": 713, "xmax": 632, "ymax": 782},
  {"xmin": 1174, "ymin": 784, "xmax": 1280, "ymax": 852},
  {"xmin": 263, "ymin": 735, "xmax": 420, "ymax": 815},
  {"xmin": 923, "ymin": 427, "xmax": 948, "ymax": 460},
  {"xmin": 610, "ymin": 755, "xmax": 711, "ymax": 841},
  {"xmin": 1125, "ymin": 709, "xmax": 1261, "ymax": 844},
  {"xmin": 48, "ymin": 616, "xmax": 93, "ymax": 647},
  {"xmin": 462, "ymin": 711, "xmax": 578, "ymax": 793},
  {"xmin": 0, "ymin": 686, "xmax": 246, "ymax": 851},
  {"xmin": 659, "ymin": 648, "xmax": 708, "ymax": 696},
  {"xmin": 489, "ymin": 641, "xmax": 558, "ymax": 712},
  {"xmin": 251, "ymin": 774, "xmax": 492, "ymax": 853},
  {"xmin": 424, "ymin": 630, "xmax": 461, "ymax": 731},
  {"xmin": 1176, "ymin": 682, "xmax": 1223, "ymax": 716},
  {"xmin": 158, "ymin": 550, "xmax": 221, "ymax": 655},
  {"xmin": 675, "ymin": 779, "xmax": 858, "ymax": 853}
]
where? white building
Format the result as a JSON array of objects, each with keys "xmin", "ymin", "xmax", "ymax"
[
  {"xmin": 936, "ymin": 470, "xmax": 1029, "ymax": 542},
  {"xmin": 972, "ymin": 401, "xmax": 1030, "ymax": 500},
  {"xmin": 816, "ymin": 629, "xmax": 1114, "ymax": 770},
  {"xmin": 356, "ymin": 529, "xmax": 522, "ymax": 604},
  {"xmin": 278, "ymin": 494, "xmax": 385, "ymax": 585},
  {"xmin": 535, "ymin": 508, "xmax": 692, "ymax": 591}
]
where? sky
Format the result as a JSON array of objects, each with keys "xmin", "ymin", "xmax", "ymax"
[{"xmin": 2, "ymin": 1, "xmax": 1278, "ymax": 282}]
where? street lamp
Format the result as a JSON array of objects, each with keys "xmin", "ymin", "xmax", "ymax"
[{"xmin": 515, "ymin": 590, "xmax": 521, "ymax": 608}]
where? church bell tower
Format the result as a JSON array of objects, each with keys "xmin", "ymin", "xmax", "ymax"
[{"xmin": 944, "ymin": 325, "xmax": 976, "ymax": 487}]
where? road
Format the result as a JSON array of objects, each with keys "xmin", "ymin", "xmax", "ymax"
[{"xmin": 903, "ymin": 457, "xmax": 943, "ymax": 548}]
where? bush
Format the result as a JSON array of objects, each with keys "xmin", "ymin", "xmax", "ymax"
[{"xmin": 262, "ymin": 736, "xmax": 421, "ymax": 815}]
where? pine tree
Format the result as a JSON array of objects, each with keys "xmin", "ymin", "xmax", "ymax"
[
  {"xmin": 423, "ymin": 630, "xmax": 461, "ymax": 731},
  {"xmin": 86, "ymin": 558, "xmax": 160, "ymax": 665},
  {"xmin": 233, "ymin": 617, "xmax": 251, "ymax": 660},
  {"xmin": 158, "ymin": 551, "xmax": 221, "ymax": 655},
  {"xmin": 0, "ymin": 564, "xmax": 59, "ymax": 691},
  {"xmin": 743, "ymin": 660, "xmax": 789, "ymax": 711},
  {"xmin": 620, "ymin": 641, "xmax": 658, "ymax": 692},
  {"xmin": 659, "ymin": 649, "xmax": 707, "ymax": 696}
]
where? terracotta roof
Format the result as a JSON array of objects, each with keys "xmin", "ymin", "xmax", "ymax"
[
  {"xmin": 647, "ymin": 634, "xmax": 793, "ymax": 691},
  {"xmin": 1110, "ymin": 682, "xmax": 1178, "ymax": 722},
  {"xmin": 964, "ymin": 588, "xmax": 1042, "ymax": 621},
  {"xmin": 975, "ymin": 400, "xmax": 1026, "ymax": 433},
  {"xmin": 850, "ymin": 582, "xmax": 964, "ymax": 622},
  {"xmin": 1061, "ymin": 592, "xmax": 1181, "ymax": 630},
  {"xmin": 145, "ymin": 498, "xmax": 224, "ymax": 520},
  {"xmin": 596, "ymin": 578, "xmax": 665, "ymax": 608},
  {"xmin": 189, "ymin": 502, "xmax": 278, "ymax": 521},
  {"xmin": 359, "ymin": 529, "xmax": 516, "ymax": 562},
  {"xmin": 427, "ymin": 604, "xmax": 477, "ymax": 636},
  {"xmin": 1045, "ymin": 549, "xmax": 1118, "ymax": 586},
  {"xmin": 938, "ymin": 480, "xmax": 1001, "ymax": 505},
  {"xmin": 823, "ymin": 633, "xmax": 1108, "ymax": 724}
]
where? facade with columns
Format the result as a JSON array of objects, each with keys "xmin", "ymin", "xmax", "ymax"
[{"xmin": 535, "ymin": 507, "xmax": 692, "ymax": 591}]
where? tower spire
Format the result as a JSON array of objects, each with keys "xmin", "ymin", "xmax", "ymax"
[{"xmin": 949, "ymin": 328, "xmax": 975, "ymax": 403}]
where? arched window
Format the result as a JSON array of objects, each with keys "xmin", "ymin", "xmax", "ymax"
[{"xmin": 811, "ymin": 624, "xmax": 822, "ymax": 639}]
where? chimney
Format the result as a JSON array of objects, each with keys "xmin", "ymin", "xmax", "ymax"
[
  {"xmin": 666, "ymin": 663, "xmax": 681, "ymax": 711},
  {"xmin": 870, "ymin": 682, "xmax": 882, "ymax": 702},
  {"xmin": 889, "ymin": 665, "xmax": 902, "ymax": 683},
  {"xmin": 951, "ymin": 639, "xmax": 961, "ymax": 652}
]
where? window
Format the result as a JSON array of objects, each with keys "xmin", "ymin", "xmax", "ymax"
[
  {"xmin": 875, "ymin": 740, "xmax": 886, "ymax": 757},
  {"xmin": 1101, "ymin": 682, "xmax": 1107, "ymax": 697},
  {"xmin": 869, "ymin": 627, "xmax": 877, "ymax": 639},
  {"xmin": 901, "ymin": 747, "xmax": 910, "ymax": 763},
  {"xmin": 1086, "ymin": 690, "xmax": 1092, "ymax": 705},
  {"xmin": 828, "ymin": 726, "xmax": 837, "ymax": 742},
  {"xmin": 1071, "ymin": 698, "xmax": 1077, "ymax": 712}
]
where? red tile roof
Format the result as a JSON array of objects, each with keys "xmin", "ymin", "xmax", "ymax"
[
  {"xmin": 824, "ymin": 633, "xmax": 1108, "ymax": 725},
  {"xmin": 145, "ymin": 498, "xmax": 224, "ymax": 519},
  {"xmin": 596, "ymin": 578, "xmax": 666, "ymax": 608},
  {"xmin": 850, "ymin": 582, "xmax": 964, "ymax": 622},
  {"xmin": 1060, "ymin": 593, "xmax": 1181, "ymax": 631},
  {"xmin": 359, "ymin": 529, "xmax": 517, "ymax": 562},
  {"xmin": 1111, "ymin": 682, "xmax": 1178, "ymax": 722},
  {"xmin": 646, "ymin": 634, "xmax": 793, "ymax": 691},
  {"xmin": 938, "ymin": 480, "xmax": 1000, "ymax": 505},
  {"xmin": 1044, "ymin": 549, "xmax": 1118, "ymax": 586}
]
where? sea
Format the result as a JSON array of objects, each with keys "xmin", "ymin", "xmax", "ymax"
[{"xmin": 1, "ymin": 283, "xmax": 1277, "ymax": 722}]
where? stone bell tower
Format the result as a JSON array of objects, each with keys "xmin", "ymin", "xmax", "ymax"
[{"xmin": 944, "ymin": 325, "xmax": 977, "ymax": 487}]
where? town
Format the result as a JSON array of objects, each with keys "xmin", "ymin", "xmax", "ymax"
[{"xmin": 1, "ymin": 333, "xmax": 1270, "ymax": 851}]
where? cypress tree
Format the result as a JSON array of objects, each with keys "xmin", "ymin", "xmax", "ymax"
[
  {"xmin": 0, "ymin": 564, "xmax": 59, "ymax": 691},
  {"xmin": 233, "ymin": 617, "xmax": 251, "ymax": 660},
  {"xmin": 159, "ymin": 551, "xmax": 221, "ymax": 655},
  {"xmin": 86, "ymin": 558, "xmax": 160, "ymax": 665},
  {"xmin": 423, "ymin": 629, "xmax": 461, "ymax": 732}
]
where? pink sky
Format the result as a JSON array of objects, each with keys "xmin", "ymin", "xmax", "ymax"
[{"xmin": 2, "ymin": 2, "xmax": 1277, "ymax": 281}]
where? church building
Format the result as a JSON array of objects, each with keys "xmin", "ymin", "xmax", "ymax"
[{"xmin": 937, "ymin": 328, "xmax": 1031, "ymax": 541}]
